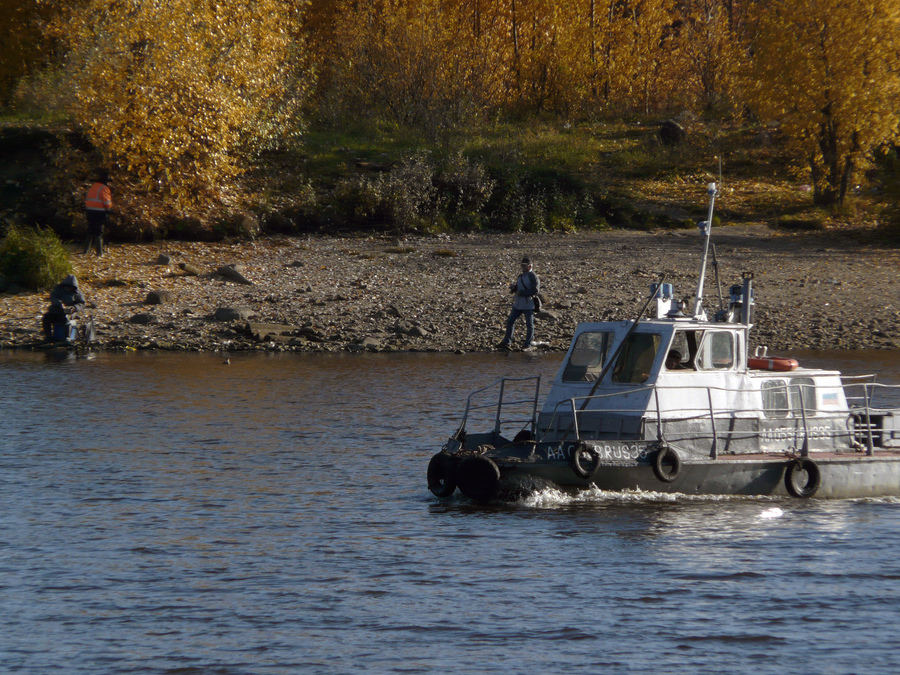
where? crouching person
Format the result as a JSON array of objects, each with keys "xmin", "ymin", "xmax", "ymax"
[{"xmin": 42, "ymin": 274, "xmax": 85, "ymax": 342}]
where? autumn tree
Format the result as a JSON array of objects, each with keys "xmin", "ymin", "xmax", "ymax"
[
  {"xmin": 744, "ymin": 0, "xmax": 900, "ymax": 204},
  {"xmin": 0, "ymin": 0, "xmax": 68, "ymax": 108},
  {"xmin": 674, "ymin": 0, "xmax": 744, "ymax": 113},
  {"xmin": 321, "ymin": 0, "xmax": 507, "ymax": 133},
  {"xmin": 52, "ymin": 0, "xmax": 312, "ymax": 216}
]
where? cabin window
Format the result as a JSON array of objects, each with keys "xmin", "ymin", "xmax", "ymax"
[
  {"xmin": 762, "ymin": 380, "xmax": 789, "ymax": 418},
  {"xmin": 612, "ymin": 333, "xmax": 661, "ymax": 384},
  {"xmin": 696, "ymin": 331, "xmax": 734, "ymax": 370},
  {"xmin": 666, "ymin": 331, "xmax": 693, "ymax": 370},
  {"xmin": 562, "ymin": 331, "xmax": 613, "ymax": 382},
  {"xmin": 789, "ymin": 377, "xmax": 817, "ymax": 416}
]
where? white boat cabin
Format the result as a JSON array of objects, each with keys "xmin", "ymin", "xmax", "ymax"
[{"xmin": 537, "ymin": 285, "xmax": 854, "ymax": 457}]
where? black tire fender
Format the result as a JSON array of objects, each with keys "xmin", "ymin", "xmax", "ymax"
[
  {"xmin": 785, "ymin": 458, "xmax": 821, "ymax": 498},
  {"xmin": 570, "ymin": 442, "xmax": 601, "ymax": 479},
  {"xmin": 653, "ymin": 446, "xmax": 681, "ymax": 483},
  {"xmin": 456, "ymin": 455, "xmax": 501, "ymax": 501},
  {"xmin": 427, "ymin": 452, "xmax": 458, "ymax": 498}
]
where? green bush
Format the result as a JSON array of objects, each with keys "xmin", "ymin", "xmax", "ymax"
[
  {"xmin": 0, "ymin": 223, "xmax": 72, "ymax": 290},
  {"xmin": 434, "ymin": 152, "xmax": 496, "ymax": 230}
]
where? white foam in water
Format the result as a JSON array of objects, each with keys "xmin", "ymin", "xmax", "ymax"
[
  {"xmin": 759, "ymin": 507, "xmax": 784, "ymax": 519},
  {"xmin": 520, "ymin": 484, "xmax": 746, "ymax": 508}
]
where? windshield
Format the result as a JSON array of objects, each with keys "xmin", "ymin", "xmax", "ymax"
[
  {"xmin": 562, "ymin": 331, "xmax": 613, "ymax": 382},
  {"xmin": 612, "ymin": 333, "xmax": 661, "ymax": 384}
]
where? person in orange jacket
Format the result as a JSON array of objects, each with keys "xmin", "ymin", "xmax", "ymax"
[{"xmin": 84, "ymin": 170, "xmax": 112, "ymax": 255}]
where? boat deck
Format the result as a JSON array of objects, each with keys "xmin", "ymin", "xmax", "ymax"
[{"xmin": 715, "ymin": 450, "xmax": 900, "ymax": 462}]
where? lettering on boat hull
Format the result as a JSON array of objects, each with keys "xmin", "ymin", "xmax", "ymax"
[{"xmin": 544, "ymin": 442, "xmax": 650, "ymax": 462}]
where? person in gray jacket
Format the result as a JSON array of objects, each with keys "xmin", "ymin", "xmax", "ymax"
[
  {"xmin": 41, "ymin": 274, "xmax": 85, "ymax": 342},
  {"xmin": 498, "ymin": 257, "xmax": 540, "ymax": 350}
]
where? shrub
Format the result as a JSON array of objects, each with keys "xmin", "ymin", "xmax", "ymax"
[
  {"xmin": 381, "ymin": 154, "xmax": 438, "ymax": 230},
  {"xmin": 435, "ymin": 153, "xmax": 496, "ymax": 230},
  {"xmin": 333, "ymin": 153, "xmax": 438, "ymax": 231},
  {"xmin": 0, "ymin": 223, "xmax": 72, "ymax": 290}
]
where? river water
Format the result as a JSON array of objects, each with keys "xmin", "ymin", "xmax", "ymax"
[{"xmin": 1, "ymin": 349, "xmax": 899, "ymax": 675}]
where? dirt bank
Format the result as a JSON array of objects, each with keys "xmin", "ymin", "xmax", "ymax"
[{"xmin": 1, "ymin": 226, "xmax": 899, "ymax": 354}]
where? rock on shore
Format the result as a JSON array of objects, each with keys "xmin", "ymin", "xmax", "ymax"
[{"xmin": 1, "ymin": 226, "xmax": 898, "ymax": 353}]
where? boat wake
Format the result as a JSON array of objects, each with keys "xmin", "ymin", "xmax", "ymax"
[{"xmin": 518, "ymin": 484, "xmax": 766, "ymax": 508}]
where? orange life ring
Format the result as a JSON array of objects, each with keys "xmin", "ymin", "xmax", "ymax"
[{"xmin": 748, "ymin": 356, "xmax": 799, "ymax": 371}]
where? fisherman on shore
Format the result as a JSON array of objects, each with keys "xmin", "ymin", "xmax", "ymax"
[
  {"xmin": 84, "ymin": 170, "xmax": 112, "ymax": 256},
  {"xmin": 498, "ymin": 256, "xmax": 540, "ymax": 351},
  {"xmin": 41, "ymin": 274, "xmax": 85, "ymax": 342}
]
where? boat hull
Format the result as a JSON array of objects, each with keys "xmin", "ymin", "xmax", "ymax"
[
  {"xmin": 431, "ymin": 444, "xmax": 900, "ymax": 500},
  {"xmin": 494, "ymin": 455, "xmax": 900, "ymax": 499}
]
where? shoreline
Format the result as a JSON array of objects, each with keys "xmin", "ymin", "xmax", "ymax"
[{"xmin": 1, "ymin": 227, "xmax": 899, "ymax": 354}]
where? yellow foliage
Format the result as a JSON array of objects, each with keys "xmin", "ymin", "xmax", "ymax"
[
  {"xmin": 745, "ymin": 0, "xmax": 900, "ymax": 203},
  {"xmin": 315, "ymin": 0, "xmax": 731, "ymax": 124},
  {"xmin": 54, "ymin": 0, "xmax": 312, "ymax": 212}
]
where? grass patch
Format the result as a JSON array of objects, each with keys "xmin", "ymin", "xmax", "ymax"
[
  {"xmin": 0, "ymin": 223, "xmax": 72, "ymax": 290},
  {"xmin": 4, "ymin": 113, "xmax": 890, "ymax": 240}
]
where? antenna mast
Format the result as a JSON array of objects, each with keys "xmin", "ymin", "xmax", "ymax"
[{"xmin": 693, "ymin": 182, "xmax": 718, "ymax": 320}]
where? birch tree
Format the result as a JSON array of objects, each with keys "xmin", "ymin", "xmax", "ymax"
[
  {"xmin": 745, "ymin": 0, "xmax": 900, "ymax": 204},
  {"xmin": 54, "ymin": 0, "xmax": 311, "ymax": 211}
]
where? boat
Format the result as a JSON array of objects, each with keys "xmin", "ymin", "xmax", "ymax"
[{"xmin": 427, "ymin": 184, "xmax": 900, "ymax": 500}]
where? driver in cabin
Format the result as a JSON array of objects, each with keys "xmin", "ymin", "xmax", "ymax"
[
  {"xmin": 41, "ymin": 274, "xmax": 85, "ymax": 342},
  {"xmin": 665, "ymin": 349, "xmax": 687, "ymax": 370}
]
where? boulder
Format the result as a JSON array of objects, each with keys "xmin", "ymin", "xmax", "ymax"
[
  {"xmin": 216, "ymin": 264, "xmax": 253, "ymax": 285},
  {"xmin": 536, "ymin": 309, "xmax": 560, "ymax": 322},
  {"xmin": 129, "ymin": 313, "xmax": 158, "ymax": 325},
  {"xmin": 156, "ymin": 253, "xmax": 172, "ymax": 265},
  {"xmin": 145, "ymin": 290, "xmax": 174, "ymax": 305},
  {"xmin": 296, "ymin": 326, "xmax": 325, "ymax": 342},
  {"xmin": 659, "ymin": 119, "xmax": 687, "ymax": 146},
  {"xmin": 359, "ymin": 336, "xmax": 382, "ymax": 350},
  {"xmin": 178, "ymin": 262, "xmax": 201, "ymax": 276},
  {"xmin": 247, "ymin": 322, "xmax": 296, "ymax": 342},
  {"xmin": 393, "ymin": 321, "xmax": 415, "ymax": 336},
  {"xmin": 213, "ymin": 307, "xmax": 255, "ymax": 322}
]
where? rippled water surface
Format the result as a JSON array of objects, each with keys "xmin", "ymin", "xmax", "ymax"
[{"xmin": 1, "ymin": 349, "xmax": 899, "ymax": 674}]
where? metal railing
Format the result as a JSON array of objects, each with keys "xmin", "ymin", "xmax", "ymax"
[
  {"xmin": 455, "ymin": 375, "xmax": 542, "ymax": 440},
  {"xmin": 841, "ymin": 376, "xmax": 900, "ymax": 455},
  {"xmin": 535, "ymin": 381, "xmax": 900, "ymax": 458}
]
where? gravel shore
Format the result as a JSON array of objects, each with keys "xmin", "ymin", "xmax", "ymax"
[{"xmin": 2, "ymin": 225, "xmax": 899, "ymax": 354}]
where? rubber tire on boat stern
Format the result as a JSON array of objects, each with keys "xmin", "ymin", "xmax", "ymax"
[
  {"xmin": 570, "ymin": 443, "xmax": 601, "ymax": 479},
  {"xmin": 427, "ymin": 452, "xmax": 458, "ymax": 498},
  {"xmin": 456, "ymin": 455, "xmax": 501, "ymax": 501},
  {"xmin": 785, "ymin": 458, "xmax": 821, "ymax": 498},
  {"xmin": 653, "ymin": 446, "xmax": 681, "ymax": 483}
]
